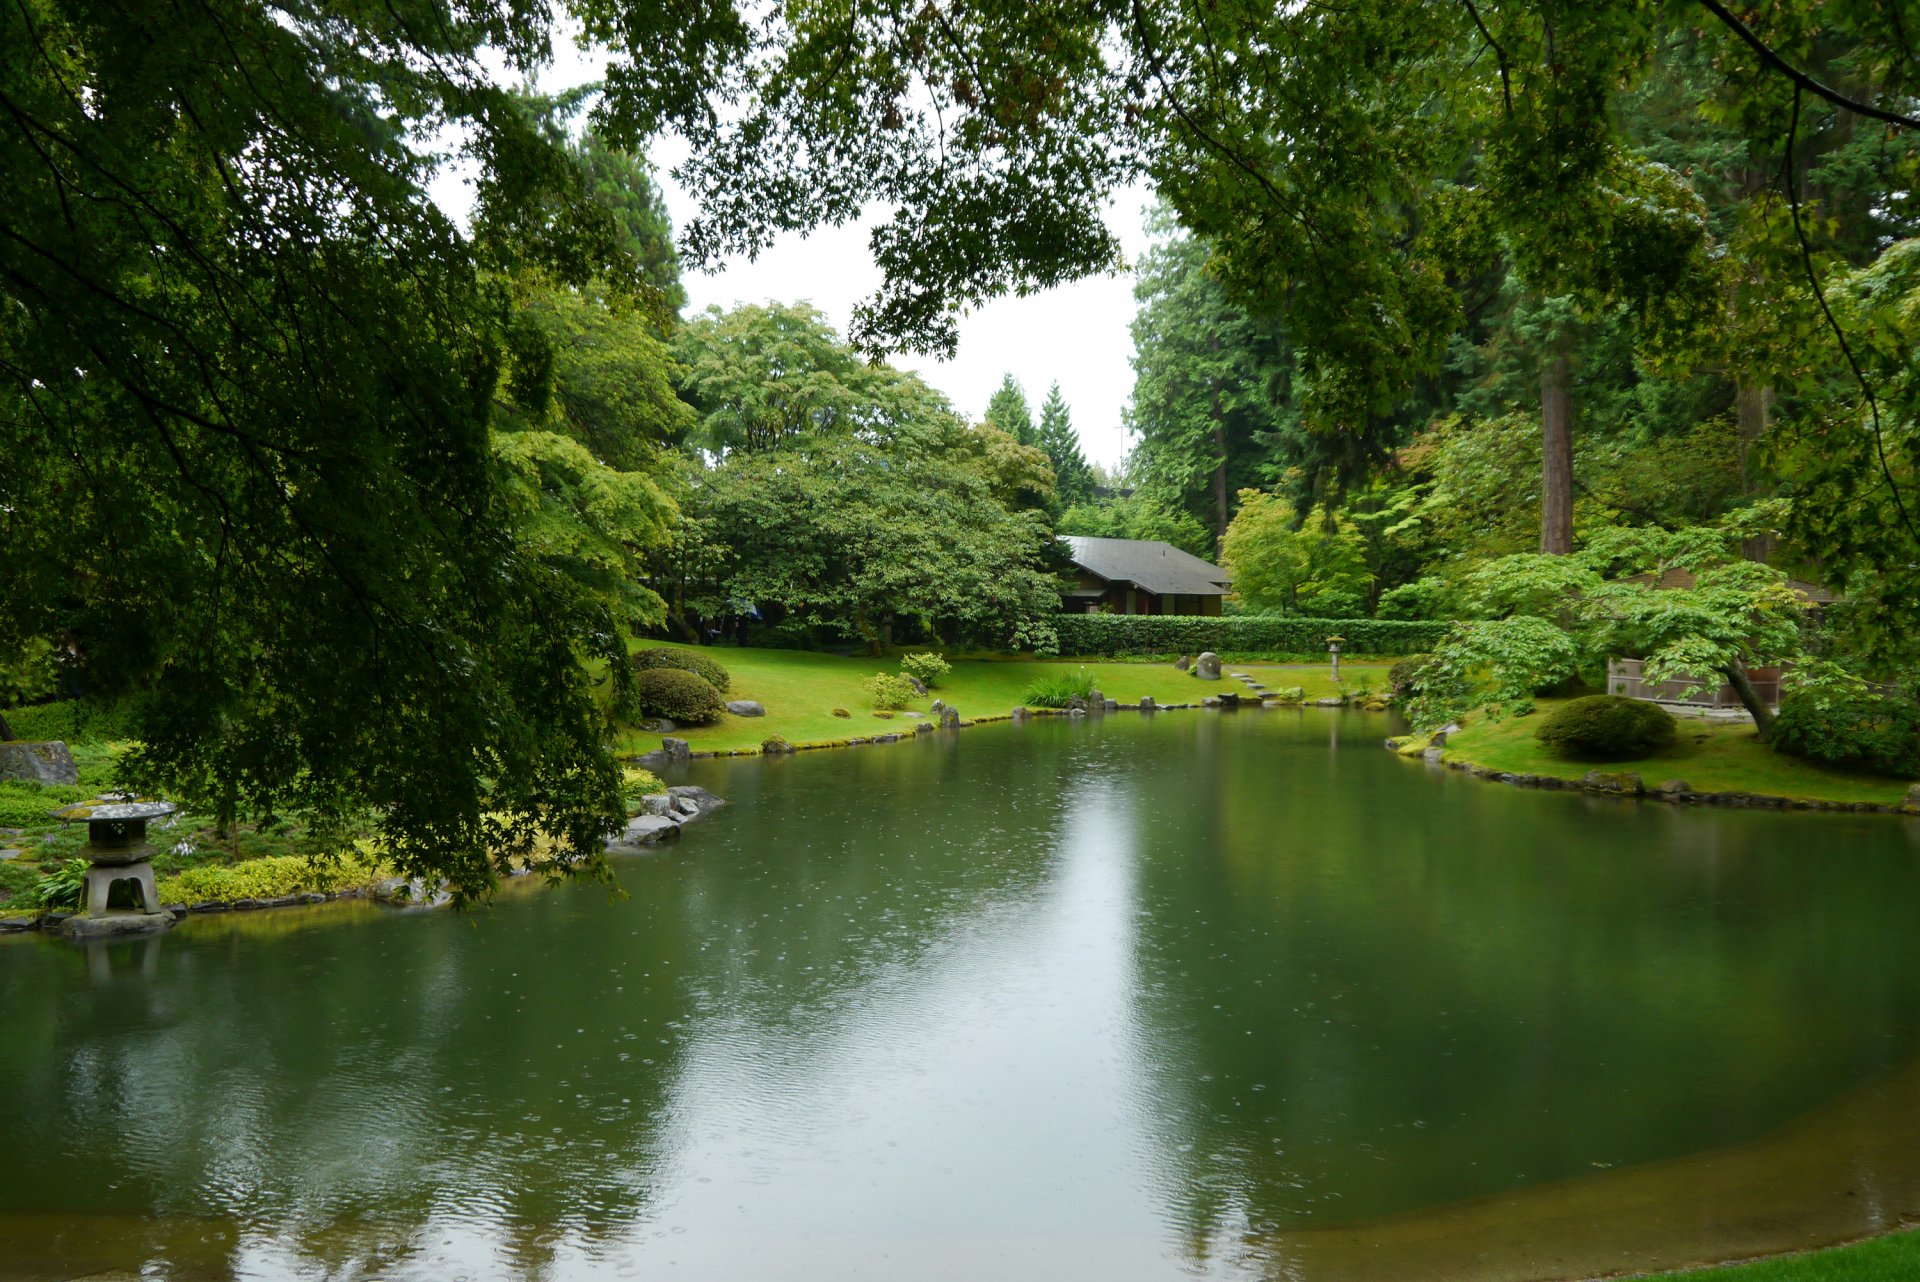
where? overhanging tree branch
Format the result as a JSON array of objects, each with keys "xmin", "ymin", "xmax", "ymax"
[{"xmin": 1697, "ymin": 0, "xmax": 1920, "ymax": 130}]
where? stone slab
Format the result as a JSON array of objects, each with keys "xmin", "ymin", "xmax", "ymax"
[{"xmin": 60, "ymin": 912, "xmax": 176, "ymax": 940}]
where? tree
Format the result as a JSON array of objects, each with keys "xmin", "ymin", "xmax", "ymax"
[
  {"xmin": 984, "ymin": 374, "xmax": 1037, "ymax": 447},
  {"xmin": 1422, "ymin": 515, "xmax": 1813, "ymax": 737},
  {"xmin": 673, "ymin": 302, "xmax": 906, "ymax": 454},
  {"xmin": 1, "ymin": 0, "xmax": 673, "ymax": 900},
  {"xmin": 1220, "ymin": 491, "xmax": 1372, "ymax": 617},
  {"xmin": 1128, "ymin": 222, "xmax": 1293, "ymax": 546},
  {"xmin": 1035, "ymin": 383, "xmax": 1094, "ymax": 507}
]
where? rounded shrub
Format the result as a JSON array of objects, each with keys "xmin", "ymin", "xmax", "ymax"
[
  {"xmin": 632, "ymin": 647, "xmax": 731, "ymax": 694},
  {"xmin": 1533, "ymin": 695, "xmax": 1678, "ymax": 760},
  {"xmin": 635, "ymin": 669, "xmax": 725, "ymax": 726},
  {"xmin": 867, "ymin": 673, "xmax": 917, "ymax": 710},
  {"xmin": 1771, "ymin": 690, "xmax": 1920, "ymax": 779}
]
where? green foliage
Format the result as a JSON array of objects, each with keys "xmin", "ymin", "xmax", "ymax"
[
  {"xmin": 634, "ymin": 669, "xmax": 725, "ymax": 725},
  {"xmin": 1022, "ymin": 668, "xmax": 1097, "ymax": 709},
  {"xmin": 30, "ymin": 857, "xmax": 87, "ymax": 911},
  {"xmin": 633, "ymin": 647, "xmax": 732, "ymax": 693},
  {"xmin": 159, "ymin": 852, "xmax": 386, "ymax": 905},
  {"xmin": 0, "ymin": 780, "xmax": 93, "ymax": 829},
  {"xmin": 1267, "ymin": 686, "xmax": 1306, "ymax": 704},
  {"xmin": 1533, "ymin": 695, "xmax": 1679, "ymax": 761},
  {"xmin": 672, "ymin": 320, "xmax": 1061, "ymax": 653},
  {"xmin": 1058, "ymin": 492, "xmax": 1214, "ymax": 559},
  {"xmin": 1221, "ymin": 490, "xmax": 1373, "ymax": 616},
  {"xmin": 1035, "ymin": 384, "xmax": 1093, "ymax": 507},
  {"xmin": 899, "ymin": 653, "xmax": 951, "ymax": 688},
  {"xmin": 1388, "ymin": 656, "xmax": 1434, "ymax": 697},
  {"xmin": 1771, "ymin": 691, "xmax": 1920, "ymax": 780},
  {"xmin": 984, "ymin": 374, "xmax": 1037, "ymax": 447},
  {"xmin": 1406, "ymin": 617, "xmax": 1583, "ymax": 730},
  {"xmin": 621, "ymin": 769, "xmax": 665, "ymax": 814},
  {"xmin": 865, "ymin": 673, "xmax": 918, "ymax": 711},
  {"xmin": 1052, "ymin": 615, "xmax": 1448, "ymax": 659},
  {"xmin": 0, "ymin": 639, "xmax": 59, "ymax": 708}
]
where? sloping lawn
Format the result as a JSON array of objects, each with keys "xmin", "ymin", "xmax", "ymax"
[
  {"xmin": 1441, "ymin": 699, "xmax": 1913, "ymax": 807},
  {"xmin": 1648, "ymin": 1229, "xmax": 1920, "ymax": 1279},
  {"xmin": 614, "ymin": 643, "xmax": 1396, "ymax": 755}
]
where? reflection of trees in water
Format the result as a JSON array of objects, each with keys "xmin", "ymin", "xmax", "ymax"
[
  {"xmin": 0, "ymin": 723, "xmax": 1105, "ymax": 1277},
  {"xmin": 1122, "ymin": 714, "xmax": 1920, "ymax": 1261}
]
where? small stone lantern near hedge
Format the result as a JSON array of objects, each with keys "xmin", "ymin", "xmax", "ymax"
[
  {"xmin": 1326, "ymin": 635, "xmax": 1345, "ymax": 683},
  {"xmin": 51, "ymin": 795, "xmax": 178, "ymax": 938}
]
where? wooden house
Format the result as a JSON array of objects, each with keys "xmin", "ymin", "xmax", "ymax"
[{"xmin": 1060, "ymin": 536, "xmax": 1230, "ymax": 616}]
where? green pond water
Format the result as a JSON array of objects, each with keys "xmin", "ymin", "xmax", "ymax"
[{"xmin": 6, "ymin": 710, "xmax": 1920, "ymax": 1281}]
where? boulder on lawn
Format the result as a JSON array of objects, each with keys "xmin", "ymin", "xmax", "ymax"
[
  {"xmin": 726, "ymin": 700, "xmax": 766, "ymax": 717},
  {"xmin": 1194, "ymin": 652, "xmax": 1222, "ymax": 680},
  {"xmin": 0, "ymin": 740, "xmax": 78, "ymax": 786},
  {"xmin": 1174, "ymin": 655, "xmax": 1192, "ymax": 672}
]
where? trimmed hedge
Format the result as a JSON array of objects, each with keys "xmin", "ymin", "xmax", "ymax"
[
  {"xmin": 1051, "ymin": 614, "xmax": 1450, "ymax": 658},
  {"xmin": 1534, "ymin": 695, "xmax": 1678, "ymax": 760},
  {"xmin": 633, "ymin": 646, "xmax": 732, "ymax": 693},
  {"xmin": 635, "ymin": 669, "xmax": 726, "ymax": 725}
]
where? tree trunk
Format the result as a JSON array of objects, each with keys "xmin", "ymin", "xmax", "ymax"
[
  {"xmin": 1720, "ymin": 663, "xmax": 1776, "ymax": 742},
  {"xmin": 1735, "ymin": 376, "xmax": 1775, "ymax": 562},
  {"xmin": 1208, "ymin": 388, "xmax": 1230, "ymax": 550},
  {"xmin": 1540, "ymin": 352, "xmax": 1574, "ymax": 554},
  {"xmin": 0, "ymin": 710, "xmax": 14, "ymax": 742}
]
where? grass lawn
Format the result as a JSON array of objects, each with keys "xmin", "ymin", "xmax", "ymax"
[
  {"xmin": 614, "ymin": 642, "xmax": 1397, "ymax": 755},
  {"xmin": 1648, "ymin": 1229, "xmax": 1920, "ymax": 1278},
  {"xmin": 1439, "ymin": 699, "xmax": 1914, "ymax": 807}
]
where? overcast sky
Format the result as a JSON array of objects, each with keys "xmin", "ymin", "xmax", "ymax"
[{"xmin": 427, "ymin": 41, "xmax": 1150, "ymax": 469}]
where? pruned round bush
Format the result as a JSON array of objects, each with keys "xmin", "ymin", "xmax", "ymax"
[
  {"xmin": 867, "ymin": 672, "xmax": 918, "ymax": 710},
  {"xmin": 632, "ymin": 647, "xmax": 731, "ymax": 693},
  {"xmin": 636, "ymin": 669, "xmax": 725, "ymax": 725},
  {"xmin": 1772, "ymin": 690, "xmax": 1920, "ymax": 779},
  {"xmin": 1533, "ymin": 695, "xmax": 1677, "ymax": 760}
]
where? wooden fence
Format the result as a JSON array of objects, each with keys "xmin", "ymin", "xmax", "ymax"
[{"xmin": 1605, "ymin": 658, "xmax": 1784, "ymax": 710}]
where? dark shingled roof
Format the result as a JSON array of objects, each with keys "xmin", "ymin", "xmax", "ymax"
[{"xmin": 1061, "ymin": 536, "xmax": 1231, "ymax": 597}]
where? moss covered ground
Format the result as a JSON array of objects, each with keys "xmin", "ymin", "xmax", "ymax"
[
  {"xmin": 1437, "ymin": 698, "xmax": 1914, "ymax": 808},
  {"xmin": 614, "ymin": 643, "xmax": 1395, "ymax": 755},
  {"xmin": 1646, "ymin": 1229, "xmax": 1920, "ymax": 1279}
]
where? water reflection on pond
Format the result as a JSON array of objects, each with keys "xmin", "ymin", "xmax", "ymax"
[{"xmin": 4, "ymin": 709, "xmax": 1920, "ymax": 1281}]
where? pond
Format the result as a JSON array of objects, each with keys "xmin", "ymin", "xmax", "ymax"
[{"xmin": 5, "ymin": 709, "xmax": 1920, "ymax": 1281}]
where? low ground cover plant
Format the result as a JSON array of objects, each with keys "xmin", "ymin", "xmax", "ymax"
[
  {"xmin": 633, "ymin": 647, "xmax": 733, "ymax": 693},
  {"xmin": 159, "ymin": 852, "xmax": 387, "ymax": 904},
  {"xmin": 1771, "ymin": 690, "xmax": 1920, "ymax": 779},
  {"xmin": 900, "ymin": 653, "xmax": 951, "ymax": 687},
  {"xmin": 1534, "ymin": 695, "xmax": 1678, "ymax": 760},
  {"xmin": 1023, "ymin": 667, "xmax": 1098, "ymax": 708},
  {"xmin": 636, "ymin": 669, "xmax": 726, "ymax": 725}
]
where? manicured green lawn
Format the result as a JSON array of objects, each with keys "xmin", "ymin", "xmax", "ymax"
[
  {"xmin": 1647, "ymin": 1229, "xmax": 1920, "ymax": 1279},
  {"xmin": 614, "ymin": 643, "xmax": 1397, "ymax": 755},
  {"xmin": 1439, "ymin": 699, "xmax": 1913, "ymax": 807}
]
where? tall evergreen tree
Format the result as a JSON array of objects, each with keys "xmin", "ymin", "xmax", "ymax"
[
  {"xmin": 1035, "ymin": 383, "xmax": 1094, "ymax": 507},
  {"xmin": 983, "ymin": 374, "xmax": 1037, "ymax": 446}
]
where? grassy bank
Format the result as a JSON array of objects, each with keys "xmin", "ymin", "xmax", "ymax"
[
  {"xmin": 615, "ymin": 643, "xmax": 1396, "ymax": 755},
  {"xmin": 1646, "ymin": 1228, "xmax": 1920, "ymax": 1278},
  {"xmin": 1432, "ymin": 699, "xmax": 1913, "ymax": 808}
]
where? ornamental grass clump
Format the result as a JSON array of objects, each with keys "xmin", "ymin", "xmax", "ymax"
[
  {"xmin": 1534, "ymin": 695, "xmax": 1678, "ymax": 761},
  {"xmin": 899, "ymin": 652, "xmax": 951, "ymax": 688},
  {"xmin": 632, "ymin": 646, "xmax": 732, "ymax": 693},
  {"xmin": 635, "ymin": 669, "xmax": 726, "ymax": 725},
  {"xmin": 1022, "ymin": 667, "xmax": 1097, "ymax": 708}
]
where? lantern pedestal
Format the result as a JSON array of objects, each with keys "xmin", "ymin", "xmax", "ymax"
[{"xmin": 51, "ymin": 797, "xmax": 179, "ymax": 939}]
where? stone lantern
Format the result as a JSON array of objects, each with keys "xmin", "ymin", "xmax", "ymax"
[
  {"xmin": 51, "ymin": 795, "xmax": 178, "ymax": 938},
  {"xmin": 1327, "ymin": 635, "xmax": 1345, "ymax": 683}
]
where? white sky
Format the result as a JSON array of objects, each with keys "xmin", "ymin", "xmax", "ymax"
[{"xmin": 426, "ymin": 37, "xmax": 1148, "ymax": 469}]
